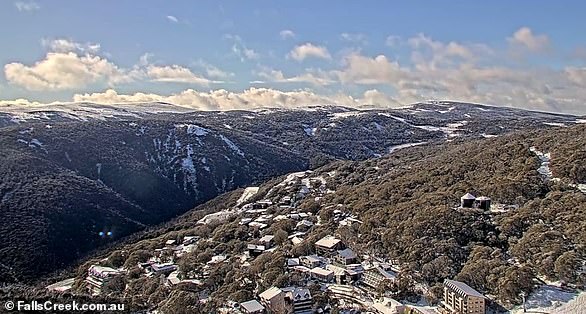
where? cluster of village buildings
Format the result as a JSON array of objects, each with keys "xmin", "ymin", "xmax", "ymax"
[{"xmin": 72, "ymin": 169, "xmax": 492, "ymax": 314}]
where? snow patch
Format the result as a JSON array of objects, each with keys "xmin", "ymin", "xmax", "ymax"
[
  {"xmin": 219, "ymin": 135, "xmax": 245, "ymax": 156},
  {"xmin": 530, "ymin": 146, "xmax": 553, "ymax": 181},
  {"xmin": 543, "ymin": 122, "xmax": 568, "ymax": 127},
  {"xmin": 237, "ymin": 187, "xmax": 260, "ymax": 206},
  {"xmin": 388, "ymin": 142, "xmax": 427, "ymax": 153},
  {"xmin": 303, "ymin": 126, "xmax": 317, "ymax": 136},
  {"xmin": 175, "ymin": 124, "xmax": 209, "ymax": 136},
  {"xmin": 511, "ymin": 285, "xmax": 580, "ymax": 314}
]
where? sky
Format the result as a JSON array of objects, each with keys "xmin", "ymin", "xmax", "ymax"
[{"xmin": 0, "ymin": 1, "xmax": 585, "ymax": 114}]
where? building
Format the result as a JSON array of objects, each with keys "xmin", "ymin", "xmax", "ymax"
[
  {"xmin": 300, "ymin": 255, "xmax": 325, "ymax": 268},
  {"xmin": 372, "ymin": 297, "xmax": 405, "ymax": 314},
  {"xmin": 315, "ymin": 235, "xmax": 344, "ymax": 254},
  {"xmin": 335, "ymin": 248, "xmax": 358, "ymax": 265},
  {"xmin": 310, "ymin": 267, "xmax": 334, "ymax": 282},
  {"xmin": 148, "ymin": 263, "xmax": 177, "ymax": 275},
  {"xmin": 475, "ymin": 196, "xmax": 491, "ymax": 210},
  {"xmin": 460, "ymin": 193, "xmax": 491, "ymax": 210},
  {"xmin": 247, "ymin": 244, "xmax": 266, "ymax": 257},
  {"xmin": 362, "ymin": 266, "xmax": 397, "ymax": 290},
  {"xmin": 460, "ymin": 193, "xmax": 476, "ymax": 208},
  {"xmin": 240, "ymin": 300, "xmax": 265, "ymax": 314},
  {"xmin": 85, "ymin": 265, "xmax": 124, "ymax": 295},
  {"xmin": 259, "ymin": 235, "xmax": 275, "ymax": 248},
  {"xmin": 259, "ymin": 286, "xmax": 287, "ymax": 313},
  {"xmin": 440, "ymin": 279, "xmax": 486, "ymax": 314},
  {"xmin": 284, "ymin": 287, "xmax": 313, "ymax": 314}
]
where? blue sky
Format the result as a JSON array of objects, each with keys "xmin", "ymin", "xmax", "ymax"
[{"xmin": 1, "ymin": 1, "xmax": 585, "ymax": 113}]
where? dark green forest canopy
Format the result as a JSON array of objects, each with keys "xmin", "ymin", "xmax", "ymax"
[{"xmin": 4, "ymin": 124, "xmax": 586, "ymax": 311}]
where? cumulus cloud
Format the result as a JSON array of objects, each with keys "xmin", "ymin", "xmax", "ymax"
[
  {"xmin": 279, "ymin": 30, "xmax": 295, "ymax": 39},
  {"xmin": 334, "ymin": 54, "xmax": 406, "ymax": 85},
  {"xmin": 71, "ymin": 88, "xmax": 352, "ymax": 110},
  {"xmin": 508, "ymin": 27, "xmax": 550, "ymax": 52},
  {"xmin": 14, "ymin": 1, "xmax": 39, "ymax": 11},
  {"xmin": 146, "ymin": 65, "xmax": 217, "ymax": 85},
  {"xmin": 288, "ymin": 43, "xmax": 332, "ymax": 61},
  {"xmin": 4, "ymin": 52, "xmax": 124, "ymax": 91},
  {"xmin": 4, "ymin": 39, "xmax": 220, "ymax": 90}
]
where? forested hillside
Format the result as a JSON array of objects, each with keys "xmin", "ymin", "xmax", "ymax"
[{"xmin": 44, "ymin": 124, "xmax": 586, "ymax": 312}]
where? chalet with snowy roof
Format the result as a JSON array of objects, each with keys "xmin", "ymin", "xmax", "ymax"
[
  {"xmin": 310, "ymin": 267, "xmax": 334, "ymax": 282},
  {"xmin": 239, "ymin": 300, "xmax": 265, "ymax": 314},
  {"xmin": 440, "ymin": 279, "xmax": 486, "ymax": 314},
  {"xmin": 287, "ymin": 258, "xmax": 300, "ymax": 267},
  {"xmin": 259, "ymin": 235, "xmax": 275, "ymax": 248},
  {"xmin": 314, "ymin": 235, "xmax": 344, "ymax": 254},
  {"xmin": 85, "ymin": 265, "xmax": 125, "ymax": 295},
  {"xmin": 300, "ymin": 255, "xmax": 325, "ymax": 268},
  {"xmin": 334, "ymin": 248, "xmax": 358, "ymax": 265},
  {"xmin": 247, "ymin": 244, "xmax": 266, "ymax": 257},
  {"xmin": 283, "ymin": 287, "xmax": 313, "ymax": 314},
  {"xmin": 148, "ymin": 263, "xmax": 177, "ymax": 275},
  {"xmin": 361, "ymin": 265, "xmax": 397, "ymax": 290},
  {"xmin": 182, "ymin": 236, "xmax": 199, "ymax": 245},
  {"xmin": 259, "ymin": 286, "xmax": 286, "ymax": 313},
  {"xmin": 296, "ymin": 219, "xmax": 314, "ymax": 231}
]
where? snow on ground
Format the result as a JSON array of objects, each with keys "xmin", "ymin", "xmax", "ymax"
[
  {"xmin": 437, "ymin": 106, "xmax": 456, "ymax": 114},
  {"xmin": 569, "ymin": 183, "xmax": 586, "ymax": 194},
  {"xmin": 481, "ymin": 133, "xmax": 499, "ymax": 138},
  {"xmin": 1, "ymin": 102, "xmax": 195, "ymax": 122},
  {"xmin": 219, "ymin": 135, "xmax": 245, "ymax": 156},
  {"xmin": 511, "ymin": 285, "xmax": 580, "ymax": 314},
  {"xmin": 388, "ymin": 142, "xmax": 427, "ymax": 154},
  {"xmin": 552, "ymin": 292, "xmax": 586, "ymax": 314},
  {"xmin": 575, "ymin": 119, "xmax": 586, "ymax": 124},
  {"xmin": 175, "ymin": 124, "xmax": 209, "ymax": 136},
  {"xmin": 329, "ymin": 111, "xmax": 365, "ymax": 120},
  {"xmin": 236, "ymin": 187, "xmax": 260, "ymax": 206},
  {"xmin": 303, "ymin": 126, "xmax": 317, "ymax": 136},
  {"xmin": 46, "ymin": 278, "xmax": 75, "ymax": 292},
  {"xmin": 372, "ymin": 121, "xmax": 384, "ymax": 131},
  {"xmin": 529, "ymin": 147, "xmax": 553, "ymax": 181},
  {"xmin": 543, "ymin": 122, "xmax": 568, "ymax": 127}
]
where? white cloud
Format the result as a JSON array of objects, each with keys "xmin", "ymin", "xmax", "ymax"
[
  {"xmin": 288, "ymin": 43, "xmax": 332, "ymax": 62},
  {"xmin": 225, "ymin": 34, "xmax": 260, "ymax": 61},
  {"xmin": 70, "ymin": 88, "xmax": 345, "ymax": 110},
  {"xmin": 166, "ymin": 15, "xmax": 179, "ymax": 23},
  {"xmin": 340, "ymin": 33, "xmax": 367, "ymax": 45},
  {"xmin": 255, "ymin": 67, "xmax": 334, "ymax": 86},
  {"xmin": 3, "ymin": 40, "xmax": 219, "ymax": 90},
  {"xmin": 14, "ymin": 1, "xmax": 39, "ymax": 11},
  {"xmin": 193, "ymin": 60, "xmax": 234, "ymax": 79},
  {"xmin": 4, "ymin": 52, "xmax": 124, "ymax": 91},
  {"xmin": 146, "ymin": 65, "xmax": 216, "ymax": 85},
  {"xmin": 279, "ymin": 30, "xmax": 296, "ymax": 40},
  {"xmin": 508, "ymin": 27, "xmax": 550, "ymax": 52},
  {"xmin": 41, "ymin": 38, "xmax": 101, "ymax": 54},
  {"xmin": 334, "ymin": 54, "xmax": 406, "ymax": 85}
]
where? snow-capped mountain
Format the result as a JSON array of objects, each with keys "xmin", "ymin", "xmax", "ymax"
[{"xmin": 0, "ymin": 100, "xmax": 583, "ymax": 281}]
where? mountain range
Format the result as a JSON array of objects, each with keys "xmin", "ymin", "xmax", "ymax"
[{"xmin": 0, "ymin": 101, "xmax": 584, "ymax": 282}]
